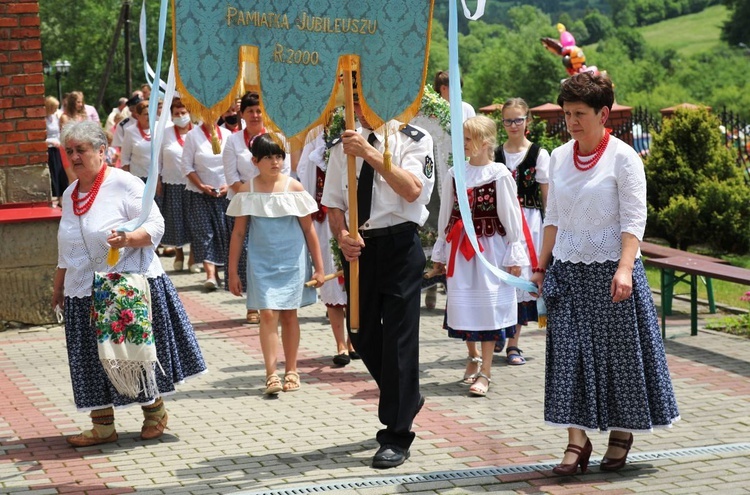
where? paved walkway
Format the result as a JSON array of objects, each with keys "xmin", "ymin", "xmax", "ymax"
[{"xmin": 1, "ymin": 257, "xmax": 749, "ymax": 495}]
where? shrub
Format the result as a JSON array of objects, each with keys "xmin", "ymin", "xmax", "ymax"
[{"xmin": 645, "ymin": 108, "xmax": 749, "ymax": 252}]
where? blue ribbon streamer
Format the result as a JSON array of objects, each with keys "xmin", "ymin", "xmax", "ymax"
[
  {"xmin": 117, "ymin": 0, "xmax": 175, "ymax": 233},
  {"xmin": 448, "ymin": 0, "xmax": 540, "ymax": 299}
]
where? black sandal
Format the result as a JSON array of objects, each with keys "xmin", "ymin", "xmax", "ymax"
[{"xmin": 506, "ymin": 346, "xmax": 526, "ymax": 365}]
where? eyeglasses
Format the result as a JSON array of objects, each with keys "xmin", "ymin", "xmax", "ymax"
[{"xmin": 502, "ymin": 117, "xmax": 527, "ymax": 127}]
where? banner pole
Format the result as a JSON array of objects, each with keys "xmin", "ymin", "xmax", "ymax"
[{"xmin": 342, "ymin": 62, "xmax": 360, "ymax": 333}]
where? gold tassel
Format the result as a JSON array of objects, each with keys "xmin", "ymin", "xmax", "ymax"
[
  {"xmin": 107, "ymin": 247, "xmax": 120, "ymax": 267},
  {"xmin": 210, "ymin": 125, "xmax": 221, "ymax": 155},
  {"xmin": 537, "ymin": 315, "xmax": 547, "ymax": 329},
  {"xmin": 382, "ymin": 125, "xmax": 392, "ymax": 173}
]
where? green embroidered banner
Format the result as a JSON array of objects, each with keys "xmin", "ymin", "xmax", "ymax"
[{"xmin": 173, "ymin": 0, "xmax": 434, "ymax": 144}]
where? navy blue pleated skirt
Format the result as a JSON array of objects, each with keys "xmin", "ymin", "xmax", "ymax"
[
  {"xmin": 543, "ymin": 259, "xmax": 680, "ymax": 432},
  {"xmin": 64, "ymin": 274, "xmax": 207, "ymax": 411}
]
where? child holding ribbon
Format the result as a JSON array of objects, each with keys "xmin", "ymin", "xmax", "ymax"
[{"xmin": 431, "ymin": 116, "xmax": 528, "ymax": 397}]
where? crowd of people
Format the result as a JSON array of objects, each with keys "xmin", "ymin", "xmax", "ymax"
[{"xmin": 49, "ymin": 71, "xmax": 679, "ymax": 472}]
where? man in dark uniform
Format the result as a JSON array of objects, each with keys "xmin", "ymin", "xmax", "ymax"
[{"xmin": 322, "ymin": 87, "xmax": 435, "ymax": 469}]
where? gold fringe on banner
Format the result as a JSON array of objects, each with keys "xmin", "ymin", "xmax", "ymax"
[{"xmin": 171, "ymin": 0, "xmax": 434, "ymax": 154}]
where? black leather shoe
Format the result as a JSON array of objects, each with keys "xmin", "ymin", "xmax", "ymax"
[
  {"xmin": 332, "ymin": 353, "xmax": 351, "ymax": 366},
  {"xmin": 349, "ymin": 351, "xmax": 361, "ymax": 360},
  {"xmin": 372, "ymin": 444, "xmax": 410, "ymax": 469}
]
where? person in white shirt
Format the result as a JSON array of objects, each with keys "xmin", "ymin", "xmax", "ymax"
[
  {"xmin": 493, "ymin": 98, "xmax": 551, "ymax": 364},
  {"xmin": 105, "ymin": 97, "xmax": 128, "ymax": 131},
  {"xmin": 433, "ymin": 70, "xmax": 476, "ymax": 122},
  {"xmin": 531, "ymin": 72, "xmax": 679, "ymax": 476},
  {"xmin": 111, "ymin": 95, "xmax": 142, "ymax": 148},
  {"xmin": 120, "ymin": 101, "xmax": 152, "ymax": 180},
  {"xmin": 322, "ymin": 79, "xmax": 434, "ymax": 469},
  {"xmin": 158, "ymin": 98, "xmax": 193, "ymax": 272},
  {"xmin": 222, "ymin": 92, "xmax": 292, "ymax": 322},
  {"xmin": 181, "ymin": 120, "xmax": 232, "ymax": 290}
]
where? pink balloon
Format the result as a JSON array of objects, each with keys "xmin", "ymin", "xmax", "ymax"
[{"xmin": 560, "ymin": 30, "xmax": 576, "ymax": 47}]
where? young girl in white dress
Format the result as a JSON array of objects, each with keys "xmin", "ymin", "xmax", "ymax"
[
  {"xmin": 226, "ymin": 134, "xmax": 325, "ymax": 396},
  {"xmin": 494, "ymin": 98, "xmax": 550, "ymax": 364},
  {"xmin": 432, "ymin": 116, "xmax": 528, "ymax": 397}
]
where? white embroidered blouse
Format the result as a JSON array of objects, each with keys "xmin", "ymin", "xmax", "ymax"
[
  {"xmin": 57, "ymin": 168, "xmax": 165, "ymax": 298},
  {"xmin": 544, "ymin": 136, "xmax": 646, "ymax": 264}
]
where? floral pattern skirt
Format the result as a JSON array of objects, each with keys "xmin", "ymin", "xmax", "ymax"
[
  {"xmin": 543, "ymin": 259, "xmax": 680, "ymax": 432},
  {"xmin": 64, "ymin": 274, "xmax": 207, "ymax": 411}
]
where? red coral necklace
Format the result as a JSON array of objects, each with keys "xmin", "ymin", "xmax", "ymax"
[
  {"xmin": 137, "ymin": 123, "xmax": 151, "ymax": 142},
  {"xmin": 73, "ymin": 165, "xmax": 107, "ymax": 216},
  {"xmin": 573, "ymin": 132, "xmax": 610, "ymax": 171}
]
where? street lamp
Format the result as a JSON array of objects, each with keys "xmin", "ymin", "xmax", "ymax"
[{"xmin": 43, "ymin": 59, "xmax": 71, "ymax": 102}]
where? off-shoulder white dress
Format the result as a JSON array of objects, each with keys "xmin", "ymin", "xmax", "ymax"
[{"xmin": 226, "ymin": 177, "xmax": 318, "ymax": 310}]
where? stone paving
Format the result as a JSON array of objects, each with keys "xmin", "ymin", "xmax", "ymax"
[{"xmin": 1, "ymin": 257, "xmax": 749, "ymax": 495}]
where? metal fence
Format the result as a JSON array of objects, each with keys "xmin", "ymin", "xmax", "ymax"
[{"xmin": 546, "ymin": 106, "xmax": 750, "ymax": 181}]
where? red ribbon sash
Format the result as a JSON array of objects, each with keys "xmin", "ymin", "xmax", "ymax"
[{"xmin": 446, "ymin": 219, "xmax": 484, "ymax": 277}]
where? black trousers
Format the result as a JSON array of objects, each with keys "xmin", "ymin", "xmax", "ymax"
[{"xmin": 344, "ymin": 227, "xmax": 425, "ymax": 449}]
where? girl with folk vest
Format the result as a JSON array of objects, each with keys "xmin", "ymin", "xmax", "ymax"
[
  {"xmin": 494, "ymin": 98, "xmax": 550, "ymax": 365},
  {"xmin": 432, "ymin": 116, "xmax": 527, "ymax": 396}
]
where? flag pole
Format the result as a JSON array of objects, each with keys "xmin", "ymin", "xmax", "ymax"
[{"xmin": 342, "ymin": 58, "xmax": 360, "ymax": 333}]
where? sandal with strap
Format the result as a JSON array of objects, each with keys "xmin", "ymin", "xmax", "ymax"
[
  {"xmin": 264, "ymin": 374, "xmax": 283, "ymax": 395},
  {"xmin": 247, "ymin": 310, "xmax": 260, "ymax": 325},
  {"xmin": 283, "ymin": 371, "xmax": 301, "ymax": 392},
  {"xmin": 469, "ymin": 372, "xmax": 491, "ymax": 397},
  {"xmin": 462, "ymin": 356, "xmax": 482, "ymax": 384},
  {"xmin": 506, "ymin": 346, "xmax": 526, "ymax": 365}
]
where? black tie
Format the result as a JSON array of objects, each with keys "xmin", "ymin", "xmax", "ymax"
[{"xmin": 357, "ymin": 133, "xmax": 378, "ymax": 228}]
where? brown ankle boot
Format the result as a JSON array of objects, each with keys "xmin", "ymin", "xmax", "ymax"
[
  {"xmin": 67, "ymin": 407, "xmax": 118, "ymax": 447},
  {"xmin": 141, "ymin": 398, "xmax": 169, "ymax": 440}
]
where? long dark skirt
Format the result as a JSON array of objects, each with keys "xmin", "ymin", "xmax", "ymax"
[
  {"xmin": 161, "ymin": 183, "xmax": 190, "ymax": 247},
  {"xmin": 543, "ymin": 259, "xmax": 680, "ymax": 432},
  {"xmin": 223, "ymin": 214, "xmax": 248, "ymax": 293},
  {"xmin": 48, "ymin": 146, "xmax": 69, "ymax": 197},
  {"xmin": 64, "ymin": 274, "xmax": 207, "ymax": 411},
  {"xmin": 186, "ymin": 191, "xmax": 229, "ymax": 267}
]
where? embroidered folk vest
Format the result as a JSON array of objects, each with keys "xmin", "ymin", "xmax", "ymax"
[
  {"xmin": 495, "ymin": 143, "xmax": 543, "ymax": 210},
  {"xmin": 445, "ymin": 179, "xmax": 506, "ymax": 238}
]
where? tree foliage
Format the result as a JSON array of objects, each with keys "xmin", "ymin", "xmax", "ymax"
[
  {"xmin": 39, "ymin": 0, "xmax": 169, "ymax": 116},
  {"xmin": 721, "ymin": 0, "xmax": 750, "ymax": 46},
  {"xmin": 645, "ymin": 109, "xmax": 750, "ymax": 252}
]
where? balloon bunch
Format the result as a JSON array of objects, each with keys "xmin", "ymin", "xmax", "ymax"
[{"xmin": 541, "ymin": 23, "xmax": 598, "ymax": 77}]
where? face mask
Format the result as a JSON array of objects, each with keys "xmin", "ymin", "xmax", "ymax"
[
  {"xmin": 173, "ymin": 114, "xmax": 191, "ymax": 127},
  {"xmin": 224, "ymin": 115, "xmax": 239, "ymax": 126}
]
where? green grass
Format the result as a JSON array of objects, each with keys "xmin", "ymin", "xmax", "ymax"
[
  {"xmin": 584, "ymin": 5, "xmax": 729, "ymax": 57},
  {"xmin": 638, "ymin": 5, "xmax": 729, "ymax": 57}
]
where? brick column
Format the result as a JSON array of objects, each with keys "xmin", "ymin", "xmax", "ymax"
[{"xmin": 0, "ymin": 0, "xmax": 60, "ymax": 325}]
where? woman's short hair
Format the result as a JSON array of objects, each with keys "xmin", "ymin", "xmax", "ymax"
[
  {"xmin": 250, "ymin": 133, "xmax": 286, "ymax": 159},
  {"xmin": 61, "ymin": 121, "xmax": 108, "ymax": 151},
  {"xmin": 170, "ymin": 98, "xmax": 186, "ymax": 114},
  {"xmin": 240, "ymin": 92, "xmax": 260, "ymax": 113},
  {"xmin": 557, "ymin": 72, "xmax": 614, "ymax": 113},
  {"xmin": 463, "ymin": 115, "xmax": 497, "ymax": 159},
  {"xmin": 135, "ymin": 100, "xmax": 149, "ymax": 115}
]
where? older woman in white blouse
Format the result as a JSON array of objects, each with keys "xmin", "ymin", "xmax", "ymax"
[{"xmin": 531, "ymin": 72, "xmax": 679, "ymax": 476}]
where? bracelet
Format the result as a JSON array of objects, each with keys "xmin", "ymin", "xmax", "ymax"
[{"xmin": 532, "ymin": 267, "xmax": 546, "ymax": 273}]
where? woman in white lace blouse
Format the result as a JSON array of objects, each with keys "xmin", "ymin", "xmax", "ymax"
[{"xmin": 531, "ymin": 72, "xmax": 679, "ymax": 476}]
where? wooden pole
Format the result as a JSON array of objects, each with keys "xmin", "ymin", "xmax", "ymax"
[{"xmin": 341, "ymin": 63, "xmax": 360, "ymax": 332}]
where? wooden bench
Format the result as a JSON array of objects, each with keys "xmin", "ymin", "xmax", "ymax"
[
  {"xmin": 640, "ymin": 241, "xmax": 727, "ymax": 315},
  {"xmin": 644, "ymin": 256, "xmax": 750, "ymax": 337}
]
